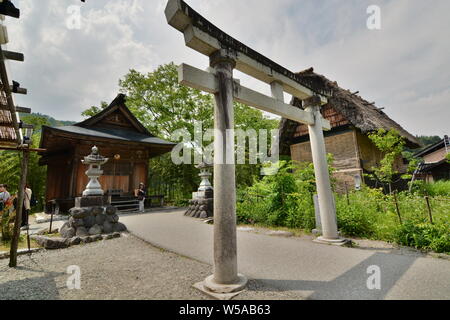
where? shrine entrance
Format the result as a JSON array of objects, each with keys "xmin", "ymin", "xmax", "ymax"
[{"xmin": 165, "ymin": 0, "xmax": 346, "ymax": 295}]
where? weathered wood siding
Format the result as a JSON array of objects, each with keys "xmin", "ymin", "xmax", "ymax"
[{"xmin": 291, "ymin": 129, "xmax": 360, "ymax": 170}]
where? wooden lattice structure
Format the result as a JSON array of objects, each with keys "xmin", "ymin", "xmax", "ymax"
[{"xmin": 0, "ymin": 1, "xmax": 41, "ymax": 268}]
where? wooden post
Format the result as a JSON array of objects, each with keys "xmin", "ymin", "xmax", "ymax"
[
  {"xmin": 345, "ymin": 182, "xmax": 350, "ymax": 206},
  {"xmin": 393, "ymin": 191, "xmax": 402, "ymax": 225},
  {"xmin": 9, "ymin": 149, "xmax": 30, "ymax": 267},
  {"xmin": 26, "ymin": 225, "xmax": 31, "ymax": 253},
  {"xmin": 425, "ymin": 196, "xmax": 433, "ymax": 224},
  {"xmin": 49, "ymin": 209, "xmax": 54, "ymax": 233}
]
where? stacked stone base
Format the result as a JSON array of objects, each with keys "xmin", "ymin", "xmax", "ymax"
[
  {"xmin": 59, "ymin": 205, "xmax": 127, "ymax": 239},
  {"xmin": 185, "ymin": 198, "xmax": 213, "ymax": 219},
  {"xmin": 32, "ymin": 232, "xmax": 122, "ymax": 250},
  {"xmin": 32, "ymin": 198, "xmax": 128, "ymax": 250}
]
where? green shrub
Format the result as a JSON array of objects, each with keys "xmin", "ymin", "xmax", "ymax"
[
  {"xmin": 426, "ymin": 180, "xmax": 450, "ymax": 197},
  {"xmin": 336, "ymin": 202, "xmax": 375, "ymax": 237},
  {"xmin": 174, "ymin": 198, "xmax": 190, "ymax": 207},
  {"xmin": 236, "ymin": 161, "xmax": 450, "ymax": 254},
  {"xmin": 410, "ymin": 180, "xmax": 450, "ymax": 197},
  {"xmin": 236, "ymin": 195, "xmax": 271, "ymax": 225},
  {"xmin": 393, "ymin": 220, "xmax": 450, "ymax": 253}
]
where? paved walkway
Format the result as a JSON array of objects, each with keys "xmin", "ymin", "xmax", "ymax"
[{"xmin": 121, "ymin": 208, "xmax": 450, "ymax": 300}]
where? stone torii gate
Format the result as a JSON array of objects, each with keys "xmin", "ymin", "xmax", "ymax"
[{"xmin": 165, "ymin": 0, "xmax": 346, "ymax": 294}]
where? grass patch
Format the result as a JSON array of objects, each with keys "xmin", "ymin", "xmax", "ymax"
[{"xmin": 0, "ymin": 234, "xmax": 39, "ymax": 252}]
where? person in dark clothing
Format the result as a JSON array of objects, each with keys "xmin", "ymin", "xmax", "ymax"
[{"xmin": 137, "ymin": 183, "xmax": 146, "ymax": 213}]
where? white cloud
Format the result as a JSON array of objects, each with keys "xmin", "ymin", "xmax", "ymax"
[{"xmin": 5, "ymin": 0, "xmax": 449, "ymax": 137}]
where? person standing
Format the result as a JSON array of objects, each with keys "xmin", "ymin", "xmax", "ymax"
[
  {"xmin": 21, "ymin": 185, "xmax": 32, "ymax": 227},
  {"xmin": 0, "ymin": 184, "xmax": 13, "ymax": 240},
  {"xmin": 0, "ymin": 184, "xmax": 10, "ymax": 211},
  {"xmin": 137, "ymin": 183, "xmax": 146, "ymax": 213}
]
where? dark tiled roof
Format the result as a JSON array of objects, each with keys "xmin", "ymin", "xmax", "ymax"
[
  {"xmin": 414, "ymin": 137, "xmax": 447, "ymax": 158},
  {"xmin": 43, "ymin": 125, "xmax": 175, "ymax": 146}
]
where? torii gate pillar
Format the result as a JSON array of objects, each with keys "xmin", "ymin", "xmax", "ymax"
[
  {"xmin": 203, "ymin": 50, "xmax": 248, "ymax": 294},
  {"xmin": 304, "ymin": 96, "xmax": 345, "ymax": 244}
]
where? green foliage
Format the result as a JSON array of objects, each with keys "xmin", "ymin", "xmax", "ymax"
[
  {"xmin": 416, "ymin": 135, "xmax": 442, "ymax": 148},
  {"xmin": 20, "ymin": 112, "xmax": 75, "ymax": 128},
  {"xmin": 335, "ymin": 189, "xmax": 378, "ymax": 237},
  {"xmin": 238, "ymin": 174, "xmax": 450, "ymax": 253},
  {"xmin": 401, "ymin": 151, "xmax": 420, "ymax": 180},
  {"xmin": 81, "ymin": 101, "xmax": 109, "ymax": 118},
  {"xmin": 0, "ymin": 114, "xmax": 50, "ymax": 212},
  {"xmin": 118, "ymin": 63, "xmax": 215, "ymax": 138},
  {"xmin": 0, "ymin": 203, "xmax": 16, "ymax": 241},
  {"xmin": 409, "ymin": 180, "xmax": 450, "ymax": 197},
  {"xmin": 393, "ymin": 220, "xmax": 450, "ymax": 254},
  {"xmin": 368, "ymin": 129, "xmax": 405, "ymax": 184},
  {"xmin": 237, "ymin": 158, "xmax": 334, "ymax": 231}
]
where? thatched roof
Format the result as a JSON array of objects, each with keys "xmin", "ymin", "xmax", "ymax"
[{"xmin": 280, "ymin": 68, "xmax": 421, "ymax": 155}]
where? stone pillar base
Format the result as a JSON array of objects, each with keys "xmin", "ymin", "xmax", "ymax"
[
  {"xmin": 196, "ymin": 274, "xmax": 248, "ymax": 299},
  {"xmin": 313, "ymin": 236, "xmax": 350, "ymax": 246}
]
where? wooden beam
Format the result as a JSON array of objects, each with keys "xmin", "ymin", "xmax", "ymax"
[
  {"xmin": 0, "ymin": 146, "xmax": 46, "ymax": 152},
  {"xmin": 10, "ymin": 85, "xmax": 27, "ymax": 95},
  {"xmin": 19, "ymin": 123, "xmax": 34, "ymax": 129},
  {"xmin": 16, "ymin": 106, "xmax": 31, "ymax": 113},
  {"xmin": 0, "ymin": 104, "xmax": 31, "ymax": 113},
  {"xmin": 3, "ymin": 50, "xmax": 24, "ymax": 62},
  {"xmin": 165, "ymin": 0, "xmax": 327, "ymax": 105},
  {"xmin": 0, "ymin": 46, "xmax": 22, "ymax": 145},
  {"xmin": 179, "ymin": 63, "xmax": 331, "ymax": 130}
]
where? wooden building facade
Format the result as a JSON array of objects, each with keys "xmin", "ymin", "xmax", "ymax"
[
  {"xmin": 413, "ymin": 136, "xmax": 450, "ymax": 182},
  {"xmin": 39, "ymin": 94, "xmax": 174, "ymax": 212},
  {"xmin": 279, "ymin": 68, "xmax": 421, "ymax": 192}
]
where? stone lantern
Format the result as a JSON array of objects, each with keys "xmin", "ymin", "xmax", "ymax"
[
  {"xmin": 195, "ymin": 162, "xmax": 213, "ymax": 197},
  {"xmin": 185, "ymin": 162, "xmax": 214, "ymax": 219},
  {"xmin": 81, "ymin": 146, "xmax": 109, "ymax": 197}
]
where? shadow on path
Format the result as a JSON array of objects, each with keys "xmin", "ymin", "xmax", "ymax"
[{"xmin": 253, "ymin": 252, "xmax": 416, "ymax": 300}]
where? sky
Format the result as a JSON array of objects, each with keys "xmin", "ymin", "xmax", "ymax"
[{"xmin": 5, "ymin": 0, "xmax": 450, "ymax": 137}]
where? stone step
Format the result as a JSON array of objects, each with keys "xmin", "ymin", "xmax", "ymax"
[
  {"xmin": 111, "ymin": 200, "xmax": 139, "ymax": 205},
  {"xmin": 117, "ymin": 208, "xmax": 140, "ymax": 213},
  {"xmin": 113, "ymin": 203, "xmax": 140, "ymax": 209}
]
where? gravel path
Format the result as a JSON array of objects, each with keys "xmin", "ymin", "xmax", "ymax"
[{"xmin": 0, "ymin": 234, "xmax": 302, "ymax": 300}]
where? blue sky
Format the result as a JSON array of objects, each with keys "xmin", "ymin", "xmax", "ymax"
[{"xmin": 6, "ymin": 0, "xmax": 450, "ymax": 137}]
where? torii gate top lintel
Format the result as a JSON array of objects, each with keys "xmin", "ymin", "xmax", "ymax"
[{"xmin": 165, "ymin": 0, "xmax": 329, "ymax": 106}]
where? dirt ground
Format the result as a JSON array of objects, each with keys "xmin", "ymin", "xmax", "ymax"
[{"xmin": 0, "ymin": 234, "xmax": 302, "ymax": 300}]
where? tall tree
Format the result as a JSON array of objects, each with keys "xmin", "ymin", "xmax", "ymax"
[{"xmin": 368, "ymin": 129, "xmax": 406, "ymax": 192}]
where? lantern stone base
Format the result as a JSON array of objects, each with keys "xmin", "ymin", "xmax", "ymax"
[
  {"xmin": 75, "ymin": 196, "xmax": 109, "ymax": 208},
  {"xmin": 60, "ymin": 203, "xmax": 127, "ymax": 240},
  {"xmin": 185, "ymin": 198, "xmax": 213, "ymax": 219}
]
